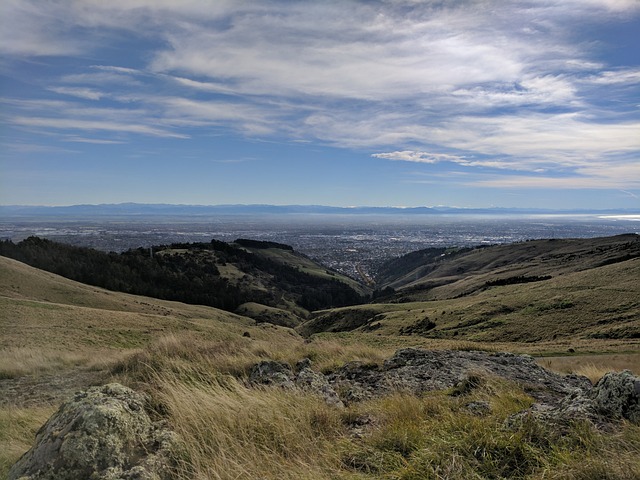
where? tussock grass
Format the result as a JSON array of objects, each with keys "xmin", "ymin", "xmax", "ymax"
[
  {"xmin": 3, "ymin": 254, "xmax": 640, "ymax": 479},
  {"xmin": 0, "ymin": 406, "xmax": 56, "ymax": 478},
  {"xmin": 156, "ymin": 374, "xmax": 347, "ymax": 479},
  {"xmin": 538, "ymin": 352, "xmax": 640, "ymax": 383},
  {"xmin": 114, "ymin": 345, "xmax": 640, "ymax": 480},
  {"xmin": 0, "ymin": 347, "xmax": 132, "ymax": 379},
  {"xmin": 112, "ymin": 331, "xmax": 388, "ymax": 387}
]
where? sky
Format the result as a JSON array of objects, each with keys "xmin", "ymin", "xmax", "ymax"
[{"xmin": 1, "ymin": 0, "xmax": 639, "ymax": 210}]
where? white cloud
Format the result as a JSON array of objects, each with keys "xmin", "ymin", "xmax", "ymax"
[
  {"xmin": 586, "ymin": 68, "xmax": 640, "ymax": 85},
  {"xmin": 2, "ymin": 0, "xmax": 639, "ymax": 191},
  {"xmin": 47, "ymin": 87, "xmax": 105, "ymax": 100},
  {"xmin": 11, "ymin": 116, "xmax": 187, "ymax": 138},
  {"xmin": 0, "ymin": 0, "xmax": 84, "ymax": 56},
  {"xmin": 372, "ymin": 151, "xmax": 468, "ymax": 164},
  {"xmin": 63, "ymin": 136, "xmax": 126, "ymax": 144}
]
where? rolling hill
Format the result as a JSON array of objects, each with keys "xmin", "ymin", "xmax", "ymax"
[{"xmin": 374, "ymin": 233, "xmax": 640, "ymax": 299}]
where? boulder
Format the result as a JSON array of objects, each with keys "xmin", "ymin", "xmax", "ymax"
[
  {"xmin": 248, "ymin": 360, "xmax": 295, "ymax": 389},
  {"xmin": 294, "ymin": 359, "xmax": 344, "ymax": 408},
  {"xmin": 9, "ymin": 383, "xmax": 178, "ymax": 480},
  {"xmin": 590, "ymin": 370, "xmax": 640, "ymax": 422},
  {"xmin": 507, "ymin": 370, "xmax": 640, "ymax": 428}
]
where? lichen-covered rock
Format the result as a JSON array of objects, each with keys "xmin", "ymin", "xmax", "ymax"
[
  {"xmin": 9, "ymin": 383, "xmax": 178, "ymax": 480},
  {"xmin": 590, "ymin": 370, "xmax": 640, "ymax": 422},
  {"xmin": 465, "ymin": 401, "xmax": 492, "ymax": 416},
  {"xmin": 248, "ymin": 360, "xmax": 295, "ymax": 389},
  {"xmin": 248, "ymin": 358, "xmax": 344, "ymax": 407},
  {"xmin": 294, "ymin": 359, "xmax": 344, "ymax": 408},
  {"xmin": 507, "ymin": 370, "xmax": 640, "ymax": 429}
]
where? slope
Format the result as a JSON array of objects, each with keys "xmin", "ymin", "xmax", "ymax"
[{"xmin": 376, "ymin": 233, "xmax": 640, "ymax": 301}]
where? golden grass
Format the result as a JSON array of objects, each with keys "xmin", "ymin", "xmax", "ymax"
[
  {"xmin": 3, "ymin": 254, "xmax": 640, "ymax": 479},
  {"xmin": 112, "ymin": 331, "xmax": 388, "ymax": 387},
  {"xmin": 157, "ymin": 375, "xmax": 347, "ymax": 479},
  {"xmin": 537, "ymin": 352, "xmax": 640, "ymax": 383},
  {"xmin": 0, "ymin": 406, "xmax": 56, "ymax": 479}
]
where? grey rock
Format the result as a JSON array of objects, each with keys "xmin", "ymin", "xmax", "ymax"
[
  {"xmin": 248, "ymin": 358, "xmax": 344, "ymax": 407},
  {"xmin": 248, "ymin": 350, "xmax": 639, "ymax": 428},
  {"xmin": 507, "ymin": 370, "xmax": 640, "ymax": 428},
  {"xmin": 248, "ymin": 360, "xmax": 295, "ymax": 389},
  {"xmin": 294, "ymin": 361, "xmax": 344, "ymax": 408},
  {"xmin": 590, "ymin": 370, "xmax": 640, "ymax": 422},
  {"xmin": 295, "ymin": 358, "xmax": 312, "ymax": 371},
  {"xmin": 465, "ymin": 401, "xmax": 492, "ymax": 416},
  {"xmin": 9, "ymin": 383, "xmax": 178, "ymax": 480}
]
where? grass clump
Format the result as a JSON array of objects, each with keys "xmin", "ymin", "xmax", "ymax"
[
  {"xmin": 0, "ymin": 406, "xmax": 56, "ymax": 478},
  {"xmin": 154, "ymin": 373, "xmax": 348, "ymax": 480}
]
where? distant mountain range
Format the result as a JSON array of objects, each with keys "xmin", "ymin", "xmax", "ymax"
[{"xmin": 1, "ymin": 203, "xmax": 638, "ymax": 217}]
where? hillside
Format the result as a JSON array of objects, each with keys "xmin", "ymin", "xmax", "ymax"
[
  {"xmin": 301, "ymin": 235, "xmax": 640, "ymax": 342},
  {"xmin": 0, "ymin": 237, "xmax": 369, "ymax": 324},
  {"xmin": 375, "ymin": 233, "xmax": 640, "ymax": 300}
]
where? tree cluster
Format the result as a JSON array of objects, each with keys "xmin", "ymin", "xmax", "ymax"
[{"xmin": 0, "ymin": 237, "xmax": 365, "ymax": 313}]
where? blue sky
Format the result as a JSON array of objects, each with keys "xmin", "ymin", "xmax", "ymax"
[{"xmin": 1, "ymin": 0, "xmax": 639, "ymax": 209}]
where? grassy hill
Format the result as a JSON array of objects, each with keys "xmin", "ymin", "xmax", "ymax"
[
  {"xmin": 301, "ymin": 235, "xmax": 640, "ymax": 341},
  {"xmin": 302, "ymin": 257, "xmax": 640, "ymax": 342},
  {"xmin": 375, "ymin": 234, "xmax": 639, "ymax": 299}
]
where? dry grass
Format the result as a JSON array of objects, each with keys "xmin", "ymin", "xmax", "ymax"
[
  {"xmin": 0, "ymin": 406, "xmax": 56, "ymax": 478},
  {"xmin": 112, "ymin": 331, "xmax": 388, "ymax": 387},
  {"xmin": 157, "ymin": 375, "xmax": 347, "ymax": 479},
  {"xmin": 537, "ymin": 352, "xmax": 640, "ymax": 383},
  {"xmin": 3, "ymin": 254, "xmax": 640, "ymax": 479}
]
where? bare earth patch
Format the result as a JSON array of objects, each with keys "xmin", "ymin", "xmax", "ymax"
[{"xmin": 0, "ymin": 367, "xmax": 109, "ymax": 408}]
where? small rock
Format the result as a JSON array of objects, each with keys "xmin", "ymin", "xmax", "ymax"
[
  {"xmin": 248, "ymin": 360, "xmax": 295, "ymax": 389},
  {"xmin": 465, "ymin": 401, "xmax": 492, "ymax": 416},
  {"xmin": 295, "ymin": 358, "xmax": 312, "ymax": 371},
  {"xmin": 294, "ymin": 363, "xmax": 344, "ymax": 408}
]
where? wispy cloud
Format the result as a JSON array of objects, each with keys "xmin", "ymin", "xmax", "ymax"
[
  {"xmin": 63, "ymin": 136, "xmax": 126, "ymax": 145},
  {"xmin": 586, "ymin": 68, "xmax": 640, "ymax": 85},
  {"xmin": 47, "ymin": 87, "xmax": 105, "ymax": 100},
  {"xmin": 372, "ymin": 151, "xmax": 469, "ymax": 164},
  {"xmin": 11, "ymin": 116, "xmax": 187, "ymax": 138},
  {"xmin": 1, "ymin": 0, "xmax": 639, "ymax": 194}
]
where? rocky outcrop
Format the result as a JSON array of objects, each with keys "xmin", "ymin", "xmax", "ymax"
[
  {"xmin": 327, "ymin": 348, "xmax": 591, "ymax": 404},
  {"xmin": 9, "ymin": 383, "xmax": 179, "ymax": 480},
  {"xmin": 247, "ymin": 348, "xmax": 640, "ymax": 428},
  {"xmin": 248, "ymin": 358, "xmax": 344, "ymax": 407},
  {"xmin": 509, "ymin": 370, "xmax": 640, "ymax": 428},
  {"xmin": 590, "ymin": 370, "xmax": 640, "ymax": 422}
]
